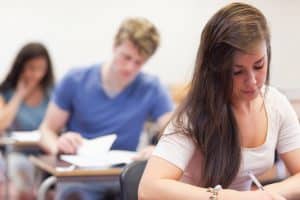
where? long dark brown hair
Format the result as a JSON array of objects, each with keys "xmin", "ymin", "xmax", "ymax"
[
  {"xmin": 0, "ymin": 42, "xmax": 54, "ymax": 92},
  {"xmin": 173, "ymin": 3, "xmax": 271, "ymax": 188}
]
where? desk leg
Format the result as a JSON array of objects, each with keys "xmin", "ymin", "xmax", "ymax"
[{"xmin": 37, "ymin": 176, "xmax": 57, "ymax": 200}]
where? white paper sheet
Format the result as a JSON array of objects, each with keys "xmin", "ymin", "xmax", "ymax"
[
  {"xmin": 60, "ymin": 134, "xmax": 137, "ymax": 168},
  {"xmin": 10, "ymin": 131, "xmax": 41, "ymax": 142},
  {"xmin": 60, "ymin": 150, "xmax": 136, "ymax": 168},
  {"xmin": 77, "ymin": 134, "xmax": 117, "ymax": 157}
]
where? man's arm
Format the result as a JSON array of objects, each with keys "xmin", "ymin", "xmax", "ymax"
[
  {"xmin": 135, "ymin": 78, "xmax": 174, "ymax": 159},
  {"xmin": 134, "ymin": 112, "xmax": 173, "ymax": 160},
  {"xmin": 39, "ymin": 102, "xmax": 70, "ymax": 155},
  {"xmin": 156, "ymin": 112, "xmax": 173, "ymax": 135}
]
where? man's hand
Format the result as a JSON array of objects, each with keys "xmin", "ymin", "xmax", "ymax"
[{"xmin": 57, "ymin": 132, "xmax": 83, "ymax": 154}]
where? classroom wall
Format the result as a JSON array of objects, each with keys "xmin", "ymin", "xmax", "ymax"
[{"xmin": 0, "ymin": 0, "xmax": 299, "ymax": 89}]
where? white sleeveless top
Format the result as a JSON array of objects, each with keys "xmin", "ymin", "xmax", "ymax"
[{"xmin": 153, "ymin": 86, "xmax": 300, "ymax": 190}]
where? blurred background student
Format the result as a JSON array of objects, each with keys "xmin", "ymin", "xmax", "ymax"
[
  {"xmin": 0, "ymin": 42, "xmax": 54, "ymax": 132},
  {"xmin": 0, "ymin": 42, "xmax": 55, "ymax": 200},
  {"xmin": 40, "ymin": 17, "xmax": 173, "ymax": 200}
]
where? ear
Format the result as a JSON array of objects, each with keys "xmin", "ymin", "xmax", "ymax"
[{"xmin": 113, "ymin": 41, "xmax": 121, "ymax": 51}]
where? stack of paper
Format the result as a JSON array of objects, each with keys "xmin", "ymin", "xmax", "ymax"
[
  {"xmin": 10, "ymin": 131, "xmax": 41, "ymax": 142},
  {"xmin": 60, "ymin": 134, "xmax": 137, "ymax": 168}
]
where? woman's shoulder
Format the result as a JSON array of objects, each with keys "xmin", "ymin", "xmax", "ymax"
[
  {"xmin": 153, "ymin": 122, "xmax": 197, "ymax": 171},
  {"xmin": 264, "ymin": 85, "xmax": 297, "ymax": 121},
  {"xmin": 264, "ymin": 85, "xmax": 289, "ymax": 107},
  {"xmin": 160, "ymin": 122, "xmax": 196, "ymax": 150}
]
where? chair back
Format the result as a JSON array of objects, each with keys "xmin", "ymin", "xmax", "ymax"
[{"xmin": 119, "ymin": 160, "xmax": 147, "ymax": 200}]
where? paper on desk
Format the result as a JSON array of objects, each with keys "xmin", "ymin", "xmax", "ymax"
[
  {"xmin": 10, "ymin": 131, "xmax": 41, "ymax": 142},
  {"xmin": 77, "ymin": 134, "xmax": 117, "ymax": 157},
  {"xmin": 60, "ymin": 150, "xmax": 137, "ymax": 168},
  {"xmin": 60, "ymin": 134, "xmax": 137, "ymax": 168},
  {"xmin": 107, "ymin": 150, "xmax": 137, "ymax": 166}
]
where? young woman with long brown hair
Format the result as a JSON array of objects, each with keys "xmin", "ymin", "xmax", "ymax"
[
  {"xmin": 0, "ymin": 42, "xmax": 54, "ymax": 132},
  {"xmin": 0, "ymin": 42, "xmax": 54, "ymax": 200},
  {"xmin": 139, "ymin": 3, "xmax": 300, "ymax": 200}
]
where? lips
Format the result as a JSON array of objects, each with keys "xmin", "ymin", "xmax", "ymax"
[
  {"xmin": 242, "ymin": 89, "xmax": 256, "ymax": 94},
  {"xmin": 244, "ymin": 90, "xmax": 255, "ymax": 93},
  {"xmin": 121, "ymin": 72, "xmax": 131, "ymax": 77}
]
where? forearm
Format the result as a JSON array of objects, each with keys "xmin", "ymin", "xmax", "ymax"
[
  {"xmin": 265, "ymin": 173, "xmax": 300, "ymax": 199},
  {"xmin": 139, "ymin": 179, "xmax": 243, "ymax": 200},
  {"xmin": 0, "ymin": 94, "xmax": 23, "ymax": 131},
  {"xmin": 39, "ymin": 123, "xmax": 59, "ymax": 155}
]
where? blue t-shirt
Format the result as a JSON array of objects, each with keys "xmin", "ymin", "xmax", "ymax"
[
  {"xmin": 1, "ymin": 89, "xmax": 50, "ymax": 131},
  {"xmin": 53, "ymin": 64, "xmax": 173, "ymax": 151}
]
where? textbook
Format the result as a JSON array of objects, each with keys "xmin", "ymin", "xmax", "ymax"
[{"xmin": 60, "ymin": 134, "xmax": 137, "ymax": 168}]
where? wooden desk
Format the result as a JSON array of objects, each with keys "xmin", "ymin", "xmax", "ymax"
[
  {"xmin": 0, "ymin": 138, "xmax": 42, "ymax": 200},
  {"xmin": 30, "ymin": 155, "xmax": 122, "ymax": 181},
  {"xmin": 0, "ymin": 137, "xmax": 40, "ymax": 148},
  {"xmin": 30, "ymin": 155, "xmax": 123, "ymax": 200}
]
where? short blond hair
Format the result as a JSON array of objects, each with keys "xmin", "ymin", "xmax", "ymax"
[{"xmin": 114, "ymin": 17, "xmax": 160, "ymax": 58}]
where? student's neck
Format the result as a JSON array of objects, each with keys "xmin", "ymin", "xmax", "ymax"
[
  {"xmin": 101, "ymin": 62, "xmax": 126, "ymax": 94},
  {"xmin": 231, "ymin": 96, "xmax": 263, "ymax": 114}
]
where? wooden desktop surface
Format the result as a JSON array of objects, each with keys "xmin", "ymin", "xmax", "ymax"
[
  {"xmin": 30, "ymin": 155, "xmax": 122, "ymax": 178},
  {"xmin": 0, "ymin": 137, "xmax": 41, "ymax": 149}
]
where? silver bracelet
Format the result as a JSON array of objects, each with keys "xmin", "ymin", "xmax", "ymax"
[{"xmin": 207, "ymin": 185, "xmax": 222, "ymax": 200}]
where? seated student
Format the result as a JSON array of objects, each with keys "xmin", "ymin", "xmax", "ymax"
[
  {"xmin": 0, "ymin": 42, "xmax": 54, "ymax": 199},
  {"xmin": 40, "ymin": 17, "xmax": 173, "ymax": 199},
  {"xmin": 139, "ymin": 3, "xmax": 300, "ymax": 200},
  {"xmin": 0, "ymin": 42, "xmax": 54, "ymax": 132}
]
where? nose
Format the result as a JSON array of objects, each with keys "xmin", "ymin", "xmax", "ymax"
[
  {"xmin": 246, "ymin": 71, "xmax": 257, "ymax": 86},
  {"xmin": 32, "ymin": 69, "xmax": 45, "ymax": 81},
  {"xmin": 124, "ymin": 61, "xmax": 137, "ymax": 73}
]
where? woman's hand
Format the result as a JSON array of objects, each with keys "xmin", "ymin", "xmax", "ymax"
[
  {"xmin": 15, "ymin": 79, "xmax": 36, "ymax": 99},
  {"xmin": 241, "ymin": 190, "xmax": 286, "ymax": 200}
]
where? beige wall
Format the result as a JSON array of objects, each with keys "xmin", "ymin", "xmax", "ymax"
[{"xmin": 0, "ymin": 0, "xmax": 299, "ymax": 89}]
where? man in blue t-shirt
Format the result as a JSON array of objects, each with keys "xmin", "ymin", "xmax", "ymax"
[{"xmin": 40, "ymin": 17, "xmax": 173, "ymax": 199}]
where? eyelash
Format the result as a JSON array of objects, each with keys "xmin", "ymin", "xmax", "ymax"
[
  {"xmin": 233, "ymin": 71, "xmax": 242, "ymax": 75},
  {"xmin": 254, "ymin": 65, "xmax": 264, "ymax": 70},
  {"xmin": 233, "ymin": 65, "xmax": 264, "ymax": 76}
]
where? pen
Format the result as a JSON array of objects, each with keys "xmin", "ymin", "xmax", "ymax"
[{"xmin": 247, "ymin": 171, "xmax": 264, "ymax": 191}]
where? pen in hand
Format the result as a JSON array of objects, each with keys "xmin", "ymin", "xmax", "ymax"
[{"xmin": 248, "ymin": 171, "xmax": 264, "ymax": 191}]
